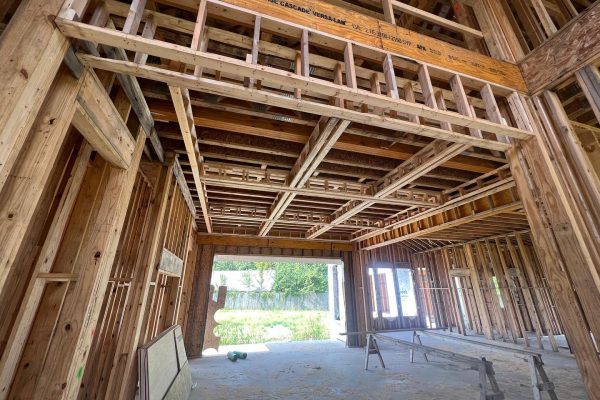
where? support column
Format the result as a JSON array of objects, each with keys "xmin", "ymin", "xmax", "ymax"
[
  {"xmin": 184, "ymin": 243, "xmax": 216, "ymax": 357},
  {"xmin": 8, "ymin": 132, "xmax": 145, "ymax": 400},
  {"xmin": 463, "ymin": 244, "xmax": 494, "ymax": 339},
  {"xmin": 342, "ymin": 251, "xmax": 360, "ymax": 347},
  {"xmin": 0, "ymin": 67, "xmax": 83, "ymax": 370},
  {"xmin": 506, "ymin": 93, "xmax": 600, "ymax": 398},
  {"xmin": 0, "ymin": 0, "xmax": 72, "ymax": 192},
  {"xmin": 108, "ymin": 161, "xmax": 174, "ymax": 400},
  {"xmin": 576, "ymin": 65, "xmax": 600, "ymax": 123}
]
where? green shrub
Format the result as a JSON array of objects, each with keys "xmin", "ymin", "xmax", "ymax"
[{"xmin": 214, "ymin": 310, "xmax": 330, "ymax": 345}]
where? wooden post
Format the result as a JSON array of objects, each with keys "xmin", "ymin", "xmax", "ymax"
[
  {"xmin": 463, "ymin": 244, "xmax": 494, "ymax": 339},
  {"xmin": 516, "ymin": 234, "xmax": 558, "ymax": 352},
  {"xmin": 485, "ymin": 239, "xmax": 521, "ymax": 344},
  {"xmin": 506, "ymin": 93, "xmax": 600, "ymax": 397},
  {"xmin": 575, "ymin": 65, "xmax": 600, "ymax": 123},
  {"xmin": 441, "ymin": 248, "xmax": 466, "ymax": 335},
  {"xmin": 505, "ymin": 237, "xmax": 544, "ymax": 349},
  {"xmin": 184, "ymin": 243, "xmax": 216, "ymax": 357},
  {"xmin": 381, "ymin": 0, "xmax": 396, "ymax": 25},
  {"xmin": 110, "ymin": 162, "xmax": 175, "ymax": 399},
  {"xmin": 0, "ymin": 68, "xmax": 84, "ymax": 377},
  {"xmin": 8, "ymin": 131, "xmax": 145, "ymax": 399},
  {"xmin": 474, "ymin": 242, "xmax": 508, "ymax": 340},
  {"xmin": 0, "ymin": 0, "xmax": 71, "ymax": 193}
]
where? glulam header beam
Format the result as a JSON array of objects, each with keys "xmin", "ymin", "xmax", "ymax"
[{"xmin": 211, "ymin": 0, "xmax": 527, "ymax": 91}]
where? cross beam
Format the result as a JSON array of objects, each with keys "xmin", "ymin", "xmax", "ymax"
[
  {"xmin": 169, "ymin": 86, "xmax": 212, "ymax": 231},
  {"xmin": 199, "ymin": 162, "xmax": 441, "ymax": 208},
  {"xmin": 259, "ymin": 118, "xmax": 349, "ymax": 236},
  {"xmin": 55, "ymin": 19, "xmax": 532, "ymax": 151},
  {"xmin": 306, "ymin": 140, "xmax": 467, "ymax": 239}
]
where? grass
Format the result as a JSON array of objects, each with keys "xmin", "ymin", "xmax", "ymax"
[{"xmin": 214, "ymin": 310, "xmax": 330, "ymax": 345}]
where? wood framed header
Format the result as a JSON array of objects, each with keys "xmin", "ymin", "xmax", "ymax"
[
  {"xmin": 197, "ymin": 234, "xmax": 353, "ymax": 251},
  {"xmin": 213, "ymin": 0, "xmax": 528, "ymax": 91}
]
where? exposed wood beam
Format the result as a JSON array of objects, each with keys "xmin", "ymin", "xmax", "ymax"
[
  {"xmin": 150, "ymin": 102, "xmax": 500, "ymax": 173},
  {"xmin": 55, "ymin": 19, "xmax": 531, "ymax": 146},
  {"xmin": 101, "ymin": 44, "xmax": 165, "ymax": 162},
  {"xmin": 306, "ymin": 140, "xmax": 468, "ymax": 239},
  {"xmin": 520, "ymin": 1, "xmax": 600, "ymax": 93},
  {"xmin": 0, "ymin": 0, "xmax": 70, "ymax": 194},
  {"xmin": 575, "ymin": 65, "xmax": 600, "ymax": 123},
  {"xmin": 259, "ymin": 118, "xmax": 350, "ymax": 236},
  {"xmin": 197, "ymin": 233, "xmax": 353, "ymax": 251},
  {"xmin": 73, "ymin": 56, "xmax": 518, "ymax": 154},
  {"xmin": 353, "ymin": 172, "xmax": 516, "ymax": 243},
  {"xmin": 122, "ymin": 0, "xmax": 148, "ymax": 34},
  {"xmin": 103, "ymin": 1, "xmax": 493, "ymax": 107},
  {"xmin": 210, "ymin": 0, "xmax": 525, "ymax": 90},
  {"xmin": 362, "ymin": 201, "xmax": 522, "ymax": 250},
  {"xmin": 199, "ymin": 162, "xmax": 440, "ymax": 207},
  {"xmin": 390, "ymin": 0, "xmax": 484, "ymax": 38},
  {"xmin": 72, "ymin": 70, "xmax": 135, "ymax": 169},
  {"xmin": 168, "ymin": 86, "xmax": 212, "ymax": 231}
]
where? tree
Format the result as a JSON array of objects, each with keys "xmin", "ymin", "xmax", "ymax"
[
  {"xmin": 272, "ymin": 262, "xmax": 328, "ymax": 295},
  {"xmin": 212, "ymin": 260, "xmax": 329, "ymax": 295}
]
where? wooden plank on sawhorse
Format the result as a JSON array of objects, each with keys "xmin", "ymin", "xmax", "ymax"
[
  {"xmin": 364, "ymin": 333, "xmax": 385, "ymax": 370},
  {"xmin": 371, "ymin": 333, "xmax": 505, "ymax": 400},
  {"xmin": 410, "ymin": 330, "xmax": 429, "ymax": 363},
  {"xmin": 417, "ymin": 329, "xmax": 559, "ymax": 399},
  {"xmin": 479, "ymin": 357, "xmax": 504, "ymax": 400},
  {"xmin": 527, "ymin": 355, "xmax": 559, "ymax": 400}
]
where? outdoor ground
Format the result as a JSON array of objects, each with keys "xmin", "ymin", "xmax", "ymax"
[
  {"xmin": 213, "ymin": 310, "xmax": 330, "ymax": 345},
  {"xmin": 190, "ymin": 332, "xmax": 587, "ymax": 400}
]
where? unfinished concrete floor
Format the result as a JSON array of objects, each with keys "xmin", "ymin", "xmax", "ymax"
[{"xmin": 189, "ymin": 333, "xmax": 587, "ymax": 399}]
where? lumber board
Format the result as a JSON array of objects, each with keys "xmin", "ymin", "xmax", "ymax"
[
  {"xmin": 102, "ymin": 44, "xmax": 165, "ymax": 162},
  {"xmin": 113, "ymin": 163, "xmax": 175, "ymax": 399},
  {"xmin": 520, "ymin": 1, "xmax": 600, "ymax": 93},
  {"xmin": 34, "ymin": 134, "xmax": 146, "ymax": 400},
  {"xmin": 103, "ymin": 0, "xmax": 490, "ymax": 108},
  {"xmin": 259, "ymin": 118, "xmax": 349, "ymax": 236},
  {"xmin": 197, "ymin": 233, "xmax": 353, "ymax": 251},
  {"xmin": 506, "ymin": 93, "xmax": 600, "ymax": 396},
  {"xmin": 54, "ymin": 19, "xmax": 531, "ymax": 145},
  {"xmin": 390, "ymin": 0, "xmax": 483, "ymax": 38},
  {"xmin": 168, "ymin": 86, "xmax": 212, "ymax": 231},
  {"xmin": 73, "ymin": 70, "xmax": 135, "ymax": 169},
  {"xmin": 159, "ymin": 248, "xmax": 185, "ymax": 276},
  {"xmin": 0, "ymin": 0, "xmax": 70, "ymax": 193},
  {"xmin": 184, "ymin": 244, "xmax": 215, "ymax": 357},
  {"xmin": 210, "ymin": 0, "xmax": 526, "ymax": 91},
  {"xmin": 307, "ymin": 140, "xmax": 468, "ymax": 239},
  {"xmin": 0, "ymin": 142, "xmax": 92, "ymax": 398},
  {"xmin": 73, "ymin": 55, "xmax": 515, "ymax": 152},
  {"xmin": 0, "ymin": 69, "xmax": 82, "ymax": 312}
]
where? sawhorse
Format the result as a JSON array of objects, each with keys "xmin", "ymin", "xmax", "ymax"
[
  {"xmin": 364, "ymin": 333, "xmax": 385, "ymax": 370},
  {"xmin": 526, "ymin": 354, "xmax": 558, "ymax": 400}
]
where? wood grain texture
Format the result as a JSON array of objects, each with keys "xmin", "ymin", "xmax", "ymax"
[
  {"xmin": 212, "ymin": 0, "xmax": 527, "ymax": 91},
  {"xmin": 520, "ymin": 1, "xmax": 600, "ymax": 94}
]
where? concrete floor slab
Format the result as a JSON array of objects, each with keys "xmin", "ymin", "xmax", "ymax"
[{"xmin": 189, "ymin": 334, "xmax": 587, "ymax": 399}]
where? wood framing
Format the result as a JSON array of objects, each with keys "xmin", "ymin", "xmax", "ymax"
[
  {"xmin": 169, "ymin": 86, "xmax": 212, "ymax": 230},
  {"xmin": 213, "ymin": 0, "xmax": 526, "ymax": 90},
  {"xmin": 73, "ymin": 70, "xmax": 135, "ymax": 168},
  {"xmin": 0, "ymin": 0, "xmax": 70, "ymax": 193},
  {"xmin": 520, "ymin": 1, "xmax": 600, "ymax": 93},
  {"xmin": 197, "ymin": 234, "xmax": 353, "ymax": 251},
  {"xmin": 1, "ymin": 0, "xmax": 600, "ymax": 398}
]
